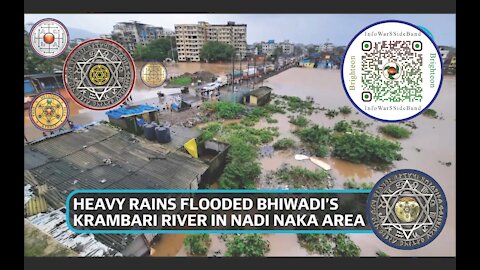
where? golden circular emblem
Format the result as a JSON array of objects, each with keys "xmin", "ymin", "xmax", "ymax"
[
  {"xmin": 29, "ymin": 92, "xmax": 69, "ymax": 131},
  {"xmin": 89, "ymin": 64, "xmax": 111, "ymax": 86},
  {"xmin": 140, "ymin": 62, "xmax": 167, "ymax": 87},
  {"xmin": 394, "ymin": 197, "xmax": 421, "ymax": 222}
]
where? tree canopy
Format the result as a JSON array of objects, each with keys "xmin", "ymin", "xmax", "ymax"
[
  {"xmin": 200, "ymin": 41, "xmax": 235, "ymax": 62},
  {"xmin": 132, "ymin": 37, "xmax": 177, "ymax": 61}
]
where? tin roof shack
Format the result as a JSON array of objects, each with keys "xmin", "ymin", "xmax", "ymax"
[
  {"xmin": 181, "ymin": 95, "xmax": 203, "ymax": 109},
  {"xmin": 243, "ymin": 86, "xmax": 272, "ymax": 106},
  {"xmin": 106, "ymin": 105, "xmax": 161, "ymax": 135},
  {"xmin": 24, "ymin": 123, "xmax": 209, "ymax": 256}
]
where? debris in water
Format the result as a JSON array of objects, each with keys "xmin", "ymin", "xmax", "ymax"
[
  {"xmin": 438, "ymin": 161, "xmax": 452, "ymax": 167},
  {"xmin": 259, "ymin": 145, "xmax": 274, "ymax": 157},
  {"xmin": 415, "ymin": 148, "xmax": 421, "ymax": 152}
]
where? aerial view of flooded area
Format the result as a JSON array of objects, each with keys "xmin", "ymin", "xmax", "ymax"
[{"xmin": 24, "ymin": 14, "xmax": 455, "ymax": 257}]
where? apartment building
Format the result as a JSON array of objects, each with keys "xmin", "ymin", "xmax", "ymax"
[
  {"xmin": 110, "ymin": 21, "xmax": 171, "ymax": 52},
  {"xmin": 279, "ymin": 40, "xmax": 294, "ymax": 55},
  {"xmin": 175, "ymin": 21, "xmax": 247, "ymax": 62},
  {"xmin": 261, "ymin": 40, "xmax": 277, "ymax": 56}
]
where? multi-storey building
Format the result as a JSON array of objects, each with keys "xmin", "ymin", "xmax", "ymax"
[
  {"xmin": 261, "ymin": 40, "xmax": 277, "ymax": 56},
  {"xmin": 175, "ymin": 21, "xmax": 247, "ymax": 62},
  {"xmin": 110, "ymin": 21, "xmax": 171, "ymax": 52},
  {"xmin": 279, "ymin": 40, "xmax": 294, "ymax": 55}
]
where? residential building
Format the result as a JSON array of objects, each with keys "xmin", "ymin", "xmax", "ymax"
[
  {"xmin": 261, "ymin": 40, "xmax": 277, "ymax": 56},
  {"xmin": 175, "ymin": 21, "xmax": 247, "ymax": 62},
  {"xmin": 69, "ymin": 38, "xmax": 86, "ymax": 49},
  {"xmin": 279, "ymin": 40, "xmax": 294, "ymax": 55},
  {"xmin": 438, "ymin": 46, "xmax": 454, "ymax": 64},
  {"xmin": 320, "ymin": 42, "xmax": 334, "ymax": 52},
  {"xmin": 110, "ymin": 21, "xmax": 170, "ymax": 52}
]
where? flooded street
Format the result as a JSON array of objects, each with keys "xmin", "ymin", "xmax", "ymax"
[{"xmin": 25, "ymin": 64, "xmax": 455, "ymax": 257}]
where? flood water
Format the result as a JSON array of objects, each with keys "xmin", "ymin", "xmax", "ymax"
[
  {"xmin": 24, "ymin": 64, "xmax": 455, "ymax": 257},
  {"xmin": 257, "ymin": 68, "xmax": 456, "ymax": 257}
]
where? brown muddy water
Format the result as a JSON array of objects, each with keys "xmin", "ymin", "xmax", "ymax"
[
  {"xmin": 257, "ymin": 68, "xmax": 456, "ymax": 257},
  {"xmin": 24, "ymin": 65, "xmax": 455, "ymax": 257}
]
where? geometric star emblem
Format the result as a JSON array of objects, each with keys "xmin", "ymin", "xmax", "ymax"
[
  {"xmin": 76, "ymin": 49, "xmax": 123, "ymax": 101},
  {"xmin": 380, "ymin": 180, "xmax": 434, "ymax": 240}
]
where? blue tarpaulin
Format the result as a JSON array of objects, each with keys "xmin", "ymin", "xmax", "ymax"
[{"xmin": 105, "ymin": 104, "xmax": 160, "ymax": 119}]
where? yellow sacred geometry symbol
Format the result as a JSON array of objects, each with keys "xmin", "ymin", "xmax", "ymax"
[
  {"xmin": 29, "ymin": 93, "xmax": 69, "ymax": 131},
  {"xmin": 394, "ymin": 197, "xmax": 421, "ymax": 223},
  {"xmin": 140, "ymin": 62, "xmax": 167, "ymax": 87},
  {"xmin": 89, "ymin": 64, "xmax": 111, "ymax": 86}
]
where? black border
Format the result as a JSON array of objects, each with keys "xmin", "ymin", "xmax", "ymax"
[
  {"xmin": 24, "ymin": 0, "xmax": 455, "ymax": 13},
  {"xmin": 21, "ymin": 0, "xmax": 458, "ymax": 269}
]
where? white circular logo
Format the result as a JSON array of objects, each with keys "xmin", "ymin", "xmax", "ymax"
[
  {"xmin": 29, "ymin": 18, "xmax": 69, "ymax": 58},
  {"xmin": 341, "ymin": 20, "xmax": 443, "ymax": 122}
]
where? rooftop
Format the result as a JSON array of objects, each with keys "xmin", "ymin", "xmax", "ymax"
[
  {"xmin": 249, "ymin": 86, "xmax": 272, "ymax": 98},
  {"xmin": 24, "ymin": 123, "xmax": 208, "ymax": 254},
  {"xmin": 25, "ymin": 123, "xmax": 208, "ymax": 208}
]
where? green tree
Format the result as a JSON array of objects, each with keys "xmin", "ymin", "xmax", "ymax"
[
  {"xmin": 225, "ymin": 234, "xmax": 270, "ymax": 257},
  {"xmin": 333, "ymin": 234, "xmax": 361, "ymax": 257},
  {"xmin": 184, "ymin": 234, "xmax": 211, "ymax": 256},
  {"xmin": 307, "ymin": 46, "xmax": 317, "ymax": 54},
  {"xmin": 271, "ymin": 47, "xmax": 283, "ymax": 61},
  {"xmin": 132, "ymin": 37, "xmax": 177, "ymax": 61},
  {"xmin": 200, "ymin": 41, "xmax": 235, "ymax": 62}
]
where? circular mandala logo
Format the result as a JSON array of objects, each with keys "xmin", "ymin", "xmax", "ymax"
[
  {"xmin": 367, "ymin": 169, "xmax": 447, "ymax": 250},
  {"xmin": 63, "ymin": 38, "xmax": 135, "ymax": 110},
  {"xmin": 29, "ymin": 18, "xmax": 69, "ymax": 58},
  {"xmin": 140, "ymin": 61, "xmax": 168, "ymax": 88},
  {"xmin": 29, "ymin": 92, "xmax": 69, "ymax": 131},
  {"xmin": 341, "ymin": 20, "xmax": 443, "ymax": 122}
]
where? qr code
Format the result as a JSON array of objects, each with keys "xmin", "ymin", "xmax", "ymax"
[{"xmin": 362, "ymin": 41, "xmax": 423, "ymax": 102}]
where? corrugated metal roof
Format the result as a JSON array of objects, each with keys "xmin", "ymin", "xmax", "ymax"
[{"xmin": 24, "ymin": 123, "xmax": 209, "ymax": 254}]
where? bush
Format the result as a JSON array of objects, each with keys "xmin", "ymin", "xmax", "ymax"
[
  {"xmin": 274, "ymin": 165, "xmax": 330, "ymax": 189},
  {"xmin": 376, "ymin": 250, "xmax": 389, "ymax": 257},
  {"xmin": 297, "ymin": 234, "xmax": 360, "ymax": 256},
  {"xmin": 423, "ymin": 108, "xmax": 438, "ymax": 118},
  {"xmin": 273, "ymin": 138, "xmax": 296, "ymax": 150},
  {"xmin": 350, "ymin": 120, "xmax": 369, "ymax": 130},
  {"xmin": 184, "ymin": 234, "xmax": 211, "ymax": 256},
  {"xmin": 334, "ymin": 120, "xmax": 352, "ymax": 133},
  {"xmin": 297, "ymin": 234, "xmax": 333, "ymax": 255},
  {"xmin": 338, "ymin": 106, "xmax": 352, "ymax": 115},
  {"xmin": 215, "ymin": 102, "xmax": 245, "ymax": 119},
  {"xmin": 333, "ymin": 234, "xmax": 361, "ymax": 257},
  {"xmin": 332, "ymin": 132, "xmax": 402, "ymax": 165},
  {"xmin": 379, "ymin": 125, "xmax": 411, "ymax": 139},
  {"xmin": 289, "ymin": 115, "xmax": 309, "ymax": 127},
  {"xmin": 343, "ymin": 179, "xmax": 374, "ymax": 190},
  {"xmin": 200, "ymin": 122, "xmax": 222, "ymax": 143},
  {"xmin": 280, "ymin": 95, "xmax": 316, "ymax": 114},
  {"xmin": 296, "ymin": 125, "xmax": 332, "ymax": 157},
  {"xmin": 169, "ymin": 76, "xmax": 192, "ymax": 86},
  {"xmin": 325, "ymin": 109, "xmax": 339, "ymax": 118},
  {"xmin": 225, "ymin": 234, "xmax": 270, "ymax": 257}
]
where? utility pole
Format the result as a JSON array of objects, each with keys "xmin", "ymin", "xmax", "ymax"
[
  {"xmin": 231, "ymin": 50, "xmax": 235, "ymax": 92},
  {"xmin": 246, "ymin": 56, "xmax": 250, "ymax": 89},
  {"xmin": 262, "ymin": 56, "xmax": 265, "ymax": 87},
  {"xmin": 253, "ymin": 56, "xmax": 256, "ymax": 91}
]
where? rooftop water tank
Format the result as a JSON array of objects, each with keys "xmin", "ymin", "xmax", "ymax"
[
  {"xmin": 155, "ymin": 126, "xmax": 171, "ymax": 143},
  {"xmin": 143, "ymin": 124, "xmax": 156, "ymax": 141}
]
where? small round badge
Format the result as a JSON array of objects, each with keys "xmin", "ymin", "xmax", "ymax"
[
  {"xmin": 29, "ymin": 92, "xmax": 70, "ymax": 131},
  {"xmin": 29, "ymin": 18, "xmax": 69, "ymax": 58},
  {"xmin": 367, "ymin": 169, "xmax": 447, "ymax": 249},
  {"xmin": 140, "ymin": 62, "xmax": 168, "ymax": 88}
]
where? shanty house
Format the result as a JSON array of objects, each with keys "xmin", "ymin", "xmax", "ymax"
[{"xmin": 243, "ymin": 86, "xmax": 272, "ymax": 106}]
